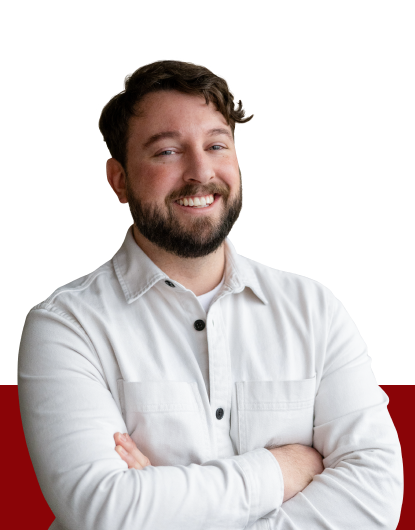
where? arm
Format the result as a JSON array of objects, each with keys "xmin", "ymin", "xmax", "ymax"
[
  {"xmin": 115, "ymin": 434, "xmax": 325, "ymax": 503},
  {"xmin": 267, "ymin": 297, "xmax": 403, "ymax": 529},
  {"xmin": 18, "ymin": 305, "xmax": 283, "ymax": 530}
]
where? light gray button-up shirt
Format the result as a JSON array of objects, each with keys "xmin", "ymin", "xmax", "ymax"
[{"xmin": 18, "ymin": 227, "xmax": 403, "ymax": 530}]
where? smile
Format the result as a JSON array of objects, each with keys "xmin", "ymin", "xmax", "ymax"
[
  {"xmin": 175, "ymin": 194, "xmax": 215, "ymax": 208},
  {"xmin": 173, "ymin": 194, "xmax": 221, "ymax": 211}
]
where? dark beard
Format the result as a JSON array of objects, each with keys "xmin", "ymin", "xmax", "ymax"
[{"xmin": 126, "ymin": 180, "xmax": 242, "ymax": 259}]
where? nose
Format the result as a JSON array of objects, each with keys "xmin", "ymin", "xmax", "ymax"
[{"xmin": 182, "ymin": 148, "xmax": 214, "ymax": 185}]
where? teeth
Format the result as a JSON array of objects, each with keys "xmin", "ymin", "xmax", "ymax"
[{"xmin": 177, "ymin": 194, "xmax": 216, "ymax": 207}]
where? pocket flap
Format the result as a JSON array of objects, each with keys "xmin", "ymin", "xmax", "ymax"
[{"xmin": 237, "ymin": 375, "xmax": 316, "ymax": 411}]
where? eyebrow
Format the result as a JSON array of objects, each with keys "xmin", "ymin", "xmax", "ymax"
[{"xmin": 143, "ymin": 127, "xmax": 233, "ymax": 149}]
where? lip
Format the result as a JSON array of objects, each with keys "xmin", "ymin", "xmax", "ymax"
[{"xmin": 173, "ymin": 193, "xmax": 221, "ymax": 212}]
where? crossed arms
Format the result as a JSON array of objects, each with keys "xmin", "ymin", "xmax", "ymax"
[{"xmin": 114, "ymin": 432, "xmax": 325, "ymax": 504}]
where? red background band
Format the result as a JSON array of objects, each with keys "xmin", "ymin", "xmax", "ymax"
[{"xmin": 2, "ymin": 385, "xmax": 411, "ymax": 528}]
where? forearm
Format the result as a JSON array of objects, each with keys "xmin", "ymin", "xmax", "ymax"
[
  {"xmin": 130, "ymin": 451, "xmax": 281, "ymax": 530},
  {"xmin": 267, "ymin": 390, "xmax": 403, "ymax": 528},
  {"xmin": 20, "ymin": 380, "xmax": 283, "ymax": 529},
  {"xmin": 268, "ymin": 446, "xmax": 402, "ymax": 529},
  {"xmin": 39, "ymin": 446, "xmax": 280, "ymax": 530}
]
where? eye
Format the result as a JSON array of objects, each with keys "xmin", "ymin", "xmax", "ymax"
[
  {"xmin": 159, "ymin": 150, "xmax": 175, "ymax": 156},
  {"xmin": 157, "ymin": 145, "xmax": 226, "ymax": 156}
]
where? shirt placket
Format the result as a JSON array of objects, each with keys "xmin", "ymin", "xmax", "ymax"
[{"xmin": 207, "ymin": 300, "xmax": 235, "ymax": 458}]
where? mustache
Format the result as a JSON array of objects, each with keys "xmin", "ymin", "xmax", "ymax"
[{"xmin": 167, "ymin": 184, "xmax": 229, "ymax": 202}]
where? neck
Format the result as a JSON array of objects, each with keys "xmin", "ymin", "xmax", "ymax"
[{"xmin": 132, "ymin": 225, "xmax": 225, "ymax": 296}]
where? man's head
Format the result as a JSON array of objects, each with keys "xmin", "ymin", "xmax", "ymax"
[{"xmin": 100, "ymin": 60, "xmax": 252, "ymax": 258}]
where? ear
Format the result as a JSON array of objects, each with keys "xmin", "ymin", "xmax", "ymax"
[{"xmin": 107, "ymin": 158, "xmax": 128, "ymax": 204}]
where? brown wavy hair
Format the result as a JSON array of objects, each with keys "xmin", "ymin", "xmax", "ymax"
[{"xmin": 98, "ymin": 60, "xmax": 253, "ymax": 169}]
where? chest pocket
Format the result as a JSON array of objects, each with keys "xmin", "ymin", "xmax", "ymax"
[
  {"xmin": 118, "ymin": 380, "xmax": 209, "ymax": 466},
  {"xmin": 235, "ymin": 375, "xmax": 316, "ymax": 454}
]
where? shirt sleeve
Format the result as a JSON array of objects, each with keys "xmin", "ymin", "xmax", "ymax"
[
  {"xmin": 267, "ymin": 295, "xmax": 403, "ymax": 529},
  {"xmin": 18, "ymin": 305, "xmax": 283, "ymax": 530}
]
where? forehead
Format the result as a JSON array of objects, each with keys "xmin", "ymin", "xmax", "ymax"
[{"xmin": 129, "ymin": 90, "xmax": 230, "ymax": 139}]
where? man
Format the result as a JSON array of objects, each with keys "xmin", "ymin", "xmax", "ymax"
[{"xmin": 19, "ymin": 60, "xmax": 403, "ymax": 529}]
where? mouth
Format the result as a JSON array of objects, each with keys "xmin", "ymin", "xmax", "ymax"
[{"xmin": 174, "ymin": 193, "xmax": 217, "ymax": 209}]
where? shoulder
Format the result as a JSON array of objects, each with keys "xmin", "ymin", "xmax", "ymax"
[
  {"xmin": 30, "ymin": 259, "xmax": 119, "ymax": 318},
  {"xmin": 238, "ymin": 255, "xmax": 334, "ymax": 297},
  {"xmin": 239, "ymin": 255, "xmax": 342, "ymax": 321}
]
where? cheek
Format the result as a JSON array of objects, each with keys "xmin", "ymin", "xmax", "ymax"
[
  {"xmin": 132, "ymin": 164, "xmax": 177, "ymax": 200},
  {"xmin": 216, "ymin": 158, "xmax": 240, "ymax": 188}
]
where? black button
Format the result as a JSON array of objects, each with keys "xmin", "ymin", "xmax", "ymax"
[
  {"xmin": 165, "ymin": 280, "xmax": 175, "ymax": 288},
  {"xmin": 216, "ymin": 408, "xmax": 224, "ymax": 420},
  {"xmin": 193, "ymin": 319, "xmax": 206, "ymax": 331}
]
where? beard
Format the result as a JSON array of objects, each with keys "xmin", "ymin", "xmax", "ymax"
[{"xmin": 125, "ymin": 177, "xmax": 242, "ymax": 259}]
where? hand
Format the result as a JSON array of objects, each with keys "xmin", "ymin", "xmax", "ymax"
[
  {"xmin": 267, "ymin": 444, "xmax": 324, "ymax": 502},
  {"xmin": 113, "ymin": 432, "xmax": 152, "ymax": 469}
]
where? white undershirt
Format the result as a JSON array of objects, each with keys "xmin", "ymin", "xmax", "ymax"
[{"xmin": 196, "ymin": 276, "xmax": 225, "ymax": 313}]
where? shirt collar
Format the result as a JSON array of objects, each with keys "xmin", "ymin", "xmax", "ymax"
[{"xmin": 113, "ymin": 226, "xmax": 268, "ymax": 305}]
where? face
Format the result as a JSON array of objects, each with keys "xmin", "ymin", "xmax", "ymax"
[{"xmin": 112, "ymin": 90, "xmax": 242, "ymax": 258}]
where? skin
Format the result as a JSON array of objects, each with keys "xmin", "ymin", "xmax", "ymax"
[
  {"xmin": 108, "ymin": 89, "xmax": 324, "ymax": 502},
  {"xmin": 113, "ymin": 432, "xmax": 151, "ymax": 470}
]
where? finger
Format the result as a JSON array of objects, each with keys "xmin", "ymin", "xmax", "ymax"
[
  {"xmin": 114, "ymin": 432, "xmax": 152, "ymax": 467},
  {"xmin": 114, "ymin": 433, "xmax": 142, "ymax": 469},
  {"xmin": 120, "ymin": 433, "xmax": 152, "ymax": 467},
  {"xmin": 115, "ymin": 444, "xmax": 143, "ymax": 470}
]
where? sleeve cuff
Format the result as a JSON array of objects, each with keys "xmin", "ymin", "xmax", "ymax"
[{"xmin": 233, "ymin": 447, "xmax": 284, "ymax": 526}]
